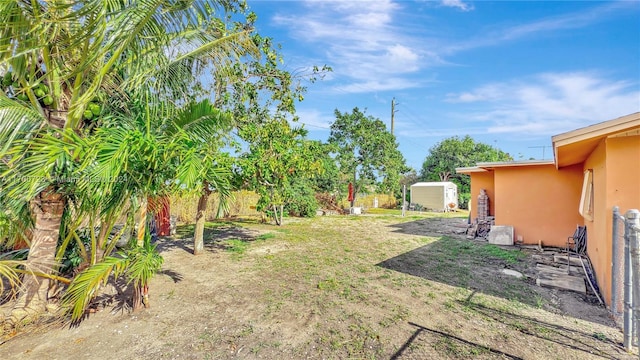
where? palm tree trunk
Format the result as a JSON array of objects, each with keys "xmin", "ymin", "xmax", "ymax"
[
  {"xmin": 193, "ymin": 186, "xmax": 211, "ymax": 255},
  {"xmin": 136, "ymin": 197, "xmax": 148, "ymax": 247},
  {"xmin": 132, "ymin": 284, "xmax": 149, "ymax": 310},
  {"xmin": 132, "ymin": 197, "xmax": 148, "ymax": 312},
  {"xmin": 10, "ymin": 186, "xmax": 66, "ymax": 323}
]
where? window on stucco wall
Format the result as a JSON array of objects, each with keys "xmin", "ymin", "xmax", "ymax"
[{"xmin": 579, "ymin": 169, "xmax": 594, "ymax": 221}]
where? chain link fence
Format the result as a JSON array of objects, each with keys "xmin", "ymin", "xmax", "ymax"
[{"xmin": 612, "ymin": 207, "xmax": 640, "ymax": 352}]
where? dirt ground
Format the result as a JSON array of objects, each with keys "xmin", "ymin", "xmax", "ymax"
[{"xmin": 0, "ymin": 213, "xmax": 636, "ymax": 359}]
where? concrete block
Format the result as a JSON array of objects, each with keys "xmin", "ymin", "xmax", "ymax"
[
  {"xmin": 350, "ymin": 207, "xmax": 362, "ymax": 215},
  {"xmin": 536, "ymin": 274, "xmax": 586, "ymax": 293},
  {"xmin": 488, "ymin": 225, "xmax": 514, "ymax": 245}
]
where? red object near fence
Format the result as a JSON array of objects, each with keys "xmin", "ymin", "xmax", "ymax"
[
  {"xmin": 149, "ymin": 196, "xmax": 171, "ymax": 236},
  {"xmin": 348, "ymin": 182, "xmax": 354, "ymax": 202}
]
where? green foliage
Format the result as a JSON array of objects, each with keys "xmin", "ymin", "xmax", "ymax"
[
  {"xmin": 62, "ymin": 256, "xmax": 129, "ymax": 322},
  {"xmin": 237, "ymin": 119, "xmax": 324, "ymax": 223},
  {"xmin": 458, "ymin": 192, "xmax": 471, "ymax": 210},
  {"xmin": 0, "ymin": 0, "xmax": 258, "ymax": 317},
  {"xmin": 284, "ymin": 178, "xmax": 319, "ymax": 218},
  {"xmin": 0, "ymin": 252, "xmax": 25, "ymax": 296},
  {"xmin": 212, "ymin": 28, "xmax": 330, "ymax": 223},
  {"xmin": 328, "ymin": 107, "xmax": 408, "ymax": 203},
  {"xmin": 62, "ymin": 234, "xmax": 163, "ymax": 322},
  {"xmin": 420, "ymin": 136, "xmax": 512, "ymax": 208},
  {"xmin": 58, "ymin": 229, "xmax": 92, "ymax": 275}
]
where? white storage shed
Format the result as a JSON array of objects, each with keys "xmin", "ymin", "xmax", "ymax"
[{"xmin": 410, "ymin": 182, "xmax": 458, "ymax": 212}]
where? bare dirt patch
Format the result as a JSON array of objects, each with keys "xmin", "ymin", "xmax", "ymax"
[{"xmin": 0, "ymin": 213, "xmax": 634, "ymax": 359}]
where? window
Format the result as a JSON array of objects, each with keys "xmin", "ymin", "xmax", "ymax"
[{"xmin": 579, "ymin": 169, "xmax": 594, "ymax": 221}]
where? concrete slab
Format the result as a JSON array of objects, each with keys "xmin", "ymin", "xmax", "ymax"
[
  {"xmin": 536, "ymin": 263, "xmax": 582, "ymax": 274},
  {"xmin": 536, "ymin": 275, "xmax": 586, "ymax": 293},
  {"xmin": 488, "ymin": 226, "xmax": 514, "ymax": 245},
  {"xmin": 553, "ymin": 254, "xmax": 583, "ymax": 267}
]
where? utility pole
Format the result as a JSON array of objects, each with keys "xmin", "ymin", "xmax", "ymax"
[
  {"xmin": 391, "ymin": 97, "xmax": 398, "ymax": 135},
  {"xmin": 528, "ymin": 145, "xmax": 551, "ymax": 160}
]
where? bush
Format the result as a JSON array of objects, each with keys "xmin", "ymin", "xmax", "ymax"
[
  {"xmin": 284, "ymin": 180, "xmax": 319, "ymax": 217},
  {"xmin": 459, "ymin": 192, "xmax": 471, "ymax": 210}
]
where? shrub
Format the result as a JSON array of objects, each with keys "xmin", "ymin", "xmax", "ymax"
[
  {"xmin": 284, "ymin": 180, "xmax": 318, "ymax": 217},
  {"xmin": 459, "ymin": 192, "xmax": 471, "ymax": 210}
]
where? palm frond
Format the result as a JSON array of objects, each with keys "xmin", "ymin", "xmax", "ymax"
[
  {"xmin": 0, "ymin": 95, "xmax": 46, "ymax": 156},
  {"xmin": 125, "ymin": 241, "xmax": 163, "ymax": 288},
  {"xmin": 62, "ymin": 255, "xmax": 129, "ymax": 322},
  {"xmin": 170, "ymin": 99, "xmax": 232, "ymax": 141},
  {"xmin": 0, "ymin": 258, "xmax": 24, "ymax": 296}
]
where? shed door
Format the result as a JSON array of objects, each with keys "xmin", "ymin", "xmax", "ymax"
[{"xmin": 447, "ymin": 188, "xmax": 456, "ymax": 203}]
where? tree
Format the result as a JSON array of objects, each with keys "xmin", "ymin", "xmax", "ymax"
[
  {"xmin": 60, "ymin": 95, "xmax": 235, "ymax": 316},
  {"xmin": 419, "ymin": 135, "xmax": 512, "ymax": 208},
  {"xmin": 237, "ymin": 118, "xmax": 323, "ymax": 225},
  {"xmin": 171, "ymin": 100, "xmax": 233, "ymax": 256},
  {"xmin": 0, "ymin": 0, "xmax": 257, "ymax": 323},
  {"xmin": 206, "ymin": 28, "xmax": 330, "ymax": 224},
  {"xmin": 328, "ymin": 107, "xmax": 408, "ymax": 207},
  {"xmin": 399, "ymin": 169, "xmax": 419, "ymax": 203}
]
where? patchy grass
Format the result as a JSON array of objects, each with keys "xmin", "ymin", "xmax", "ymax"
[{"xmin": 2, "ymin": 212, "xmax": 629, "ymax": 360}]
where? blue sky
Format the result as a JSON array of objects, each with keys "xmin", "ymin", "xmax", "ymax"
[{"xmin": 246, "ymin": 0, "xmax": 640, "ymax": 171}]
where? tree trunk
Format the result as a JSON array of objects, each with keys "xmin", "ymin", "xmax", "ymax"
[
  {"xmin": 132, "ymin": 197, "xmax": 149, "ymax": 312},
  {"xmin": 9, "ymin": 186, "xmax": 66, "ymax": 324},
  {"xmin": 136, "ymin": 197, "xmax": 148, "ymax": 247},
  {"xmin": 95, "ymin": 220, "xmax": 110, "ymax": 264},
  {"xmin": 193, "ymin": 186, "xmax": 211, "ymax": 255},
  {"xmin": 132, "ymin": 284, "xmax": 149, "ymax": 311}
]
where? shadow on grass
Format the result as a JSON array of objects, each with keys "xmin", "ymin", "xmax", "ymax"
[
  {"xmin": 156, "ymin": 221, "xmax": 268, "ymax": 255},
  {"xmin": 377, "ymin": 234, "xmax": 537, "ymax": 306},
  {"xmin": 459, "ymin": 292, "xmax": 626, "ymax": 360},
  {"xmin": 388, "ymin": 216, "xmax": 470, "ymax": 238},
  {"xmin": 391, "ymin": 321, "xmax": 523, "ymax": 359},
  {"xmin": 390, "ymin": 293, "xmax": 626, "ymax": 359}
]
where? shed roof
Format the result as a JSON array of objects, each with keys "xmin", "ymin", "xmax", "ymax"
[{"xmin": 410, "ymin": 181, "xmax": 457, "ymax": 187}]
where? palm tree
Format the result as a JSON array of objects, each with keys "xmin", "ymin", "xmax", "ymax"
[
  {"xmin": 61, "ymin": 96, "xmax": 233, "ymax": 315},
  {"xmin": 171, "ymin": 100, "xmax": 233, "ymax": 255},
  {"xmin": 0, "ymin": 0, "xmax": 257, "ymax": 324}
]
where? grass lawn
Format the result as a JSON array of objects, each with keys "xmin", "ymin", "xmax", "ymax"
[{"xmin": 0, "ymin": 211, "xmax": 632, "ymax": 359}]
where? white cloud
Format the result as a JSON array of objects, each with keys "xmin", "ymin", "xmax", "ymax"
[
  {"xmin": 441, "ymin": 0, "xmax": 473, "ymax": 12},
  {"xmin": 269, "ymin": 1, "xmax": 636, "ymax": 99},
  {"xmin": 271, "ymin": 0, "xmax": 425, "ymax": 92},
  {"xmin": 294, "ymin": 109, "xmax": 334, "ymax": 130},
  {"xmin": 446, "ymin": 72, "xmax": 640, "ymax": 136},
  {"xmin": 444, "ymin": 1, "xmax": 636, "ymax": 54},
  {"xmin": 334, "ymin": 78, "xmax": 422, "ymax": 93}
]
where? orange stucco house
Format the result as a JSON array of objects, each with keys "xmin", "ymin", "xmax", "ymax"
[{"xmin": 457, "ymin": 112, "xmax": 640, "ymax": 306}]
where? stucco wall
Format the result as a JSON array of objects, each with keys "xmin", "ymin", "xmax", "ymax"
[
  {"xmin": 586, "ymin": 135, "xmax": 640, "ymax": 305},
  {"xmin": 606, "ymin": 135, "xmax": 640, "ymax": 212},
  {"xmin": 492, "ymin": 164, "xmax": 584, "ymax": 247},
  {"xmin": 583, "ymin": 140, "xmax": 608, "ymax": 303},
  {"xmin": 469, "ymin": 171, "xmax": 496, "ymax": 217}
]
